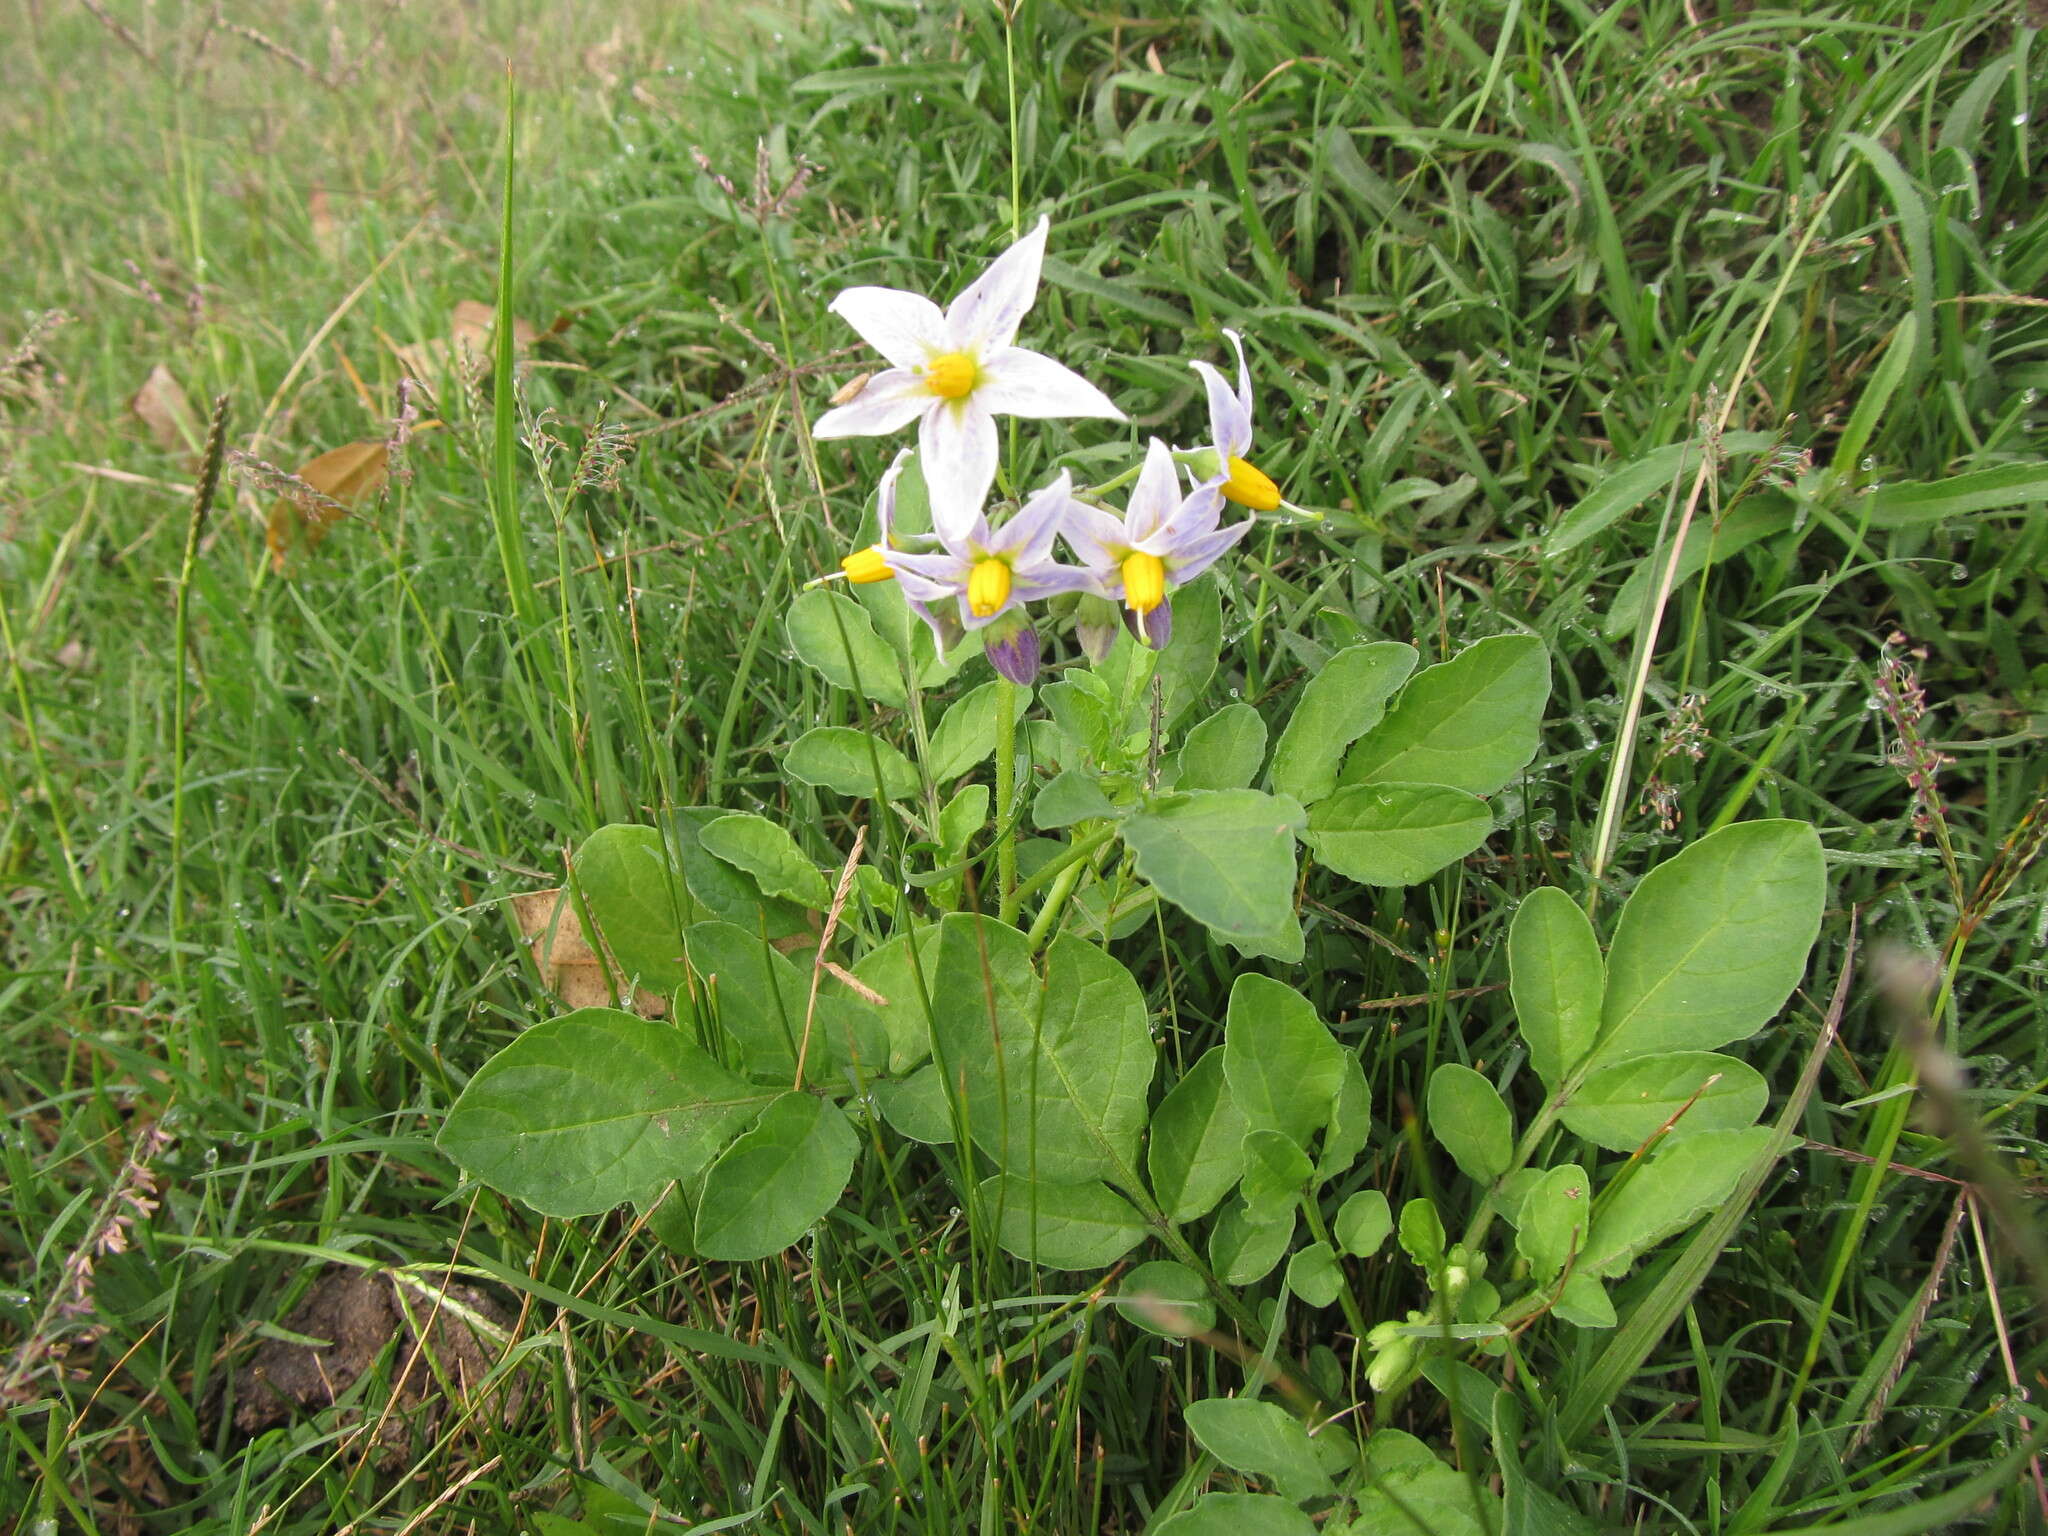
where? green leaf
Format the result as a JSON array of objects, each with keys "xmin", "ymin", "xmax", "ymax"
[
  {"xmin": 667, "ymin": 808, "xmax": 810, "ymax": 939},
  {"xmin": 1338, "ymin": 634, "xmax": 1550, "ymax": 797},
  {"xmin": 1223, "ymin": 974, "xmax": 1343, "ymax": 1150},
  {"xmin": 1602, "ymin": 494, "xmax": 1794, "ymax": 639},
  {"xmin": 1427, "ymin": 1064, "xmax": 1514, "ymax": 1183},
  {"xmin": 929, "ymin": 916, "xmax": 1153, "ymax": 1187},
  {"xmin": 572, "ymin": 824, "xmax": 688, "ymax": 992},
  {"xmin": 927, "ymin": 680, "xmax": 1005, "ymax": 781},
  {"xmin": 1316, "ymin": 1052, "xmax": 1371, "ymax": 1182},
  {"xmin": 1183, "ymin": 1398, "xmax": 1337, "ymax": 1502},
  {"xmin": 1303, "ymin": 782, "xmax": 1494, "ymax": 887},
  {"xmin": 1398, "ymin": 1198, "xmax": 1447, "ymax": 1270},
  {"xmin": 1147, "ymin": 1047, "xmax": 1248, "ymax": 1223},
  {"xmin": 786, "ymin": 588, "xmax": 906, "ymax": 706},
  {"xmin": 785, "ymin": 727, "xmax": 920, "ymax": 802},
  {"xmin": 847, "ymin": 927, "xmax": 940, "ymax": 1075},
  {"xmin": 1286, "ymin": 1242, "xmax": 1343, "ymax": 1308},
  {"xmin": 1156, "ymin": 579, "xmax": 1223, "ymax": 729},
  {"xmin": 1516, "ymin": 1163, "xmax": 1592, "ymax": 1285},
  {"xmin": 694, "ymin": 1092, "xmax": 858, "ymax": 1260},
  {"xmin": 1349, "ymin": 1455, "xmax": 1504, "ymax": 1536},
  {"xmin": 1268, "ymin": 641, "xmax": 1418, "ymax": 805},
  {"xmin": 1546, "ymin": 432, "xmax": 1775, "ymax": 554},
  {"xmin": 698, "ymin": 813, "xmax": 832, "ymax": 910},
  {"xmin": 977, "ymin": 1175, "xmax": 1146, "ymax": 1269},
  {"xmin": 1240, "ymin": 1128, "xmax": 1313, "ymax": 1220},
  {"xmin": 1210, "ymin": 1201, "xmax": 1294, "ymax": 1285},
  {"xmin": 1179, "ymin": 702, "xmax": 1268, "ymax": 791},
  {"xmin": 1865, "ymin": 459, "xmax": 2048, "ymax": 528},
  {"xmin": 1335, "ymin": 1190, "xmax": 1393, "ymax": 1257},
  {"xmin": 1510, "ymin": 887, "xmax": 1606, "ymax": 1090},
  {"xmin": 938, "ymin": 783, "xmax": 987, "ymax": 855},
  {"xmin": 873, "ymin": 1064, "xmax": 951, "ymax": 1144},
  {"xmin": 1115, "ymin": 1260, "xmax": 1216, "ymax": 1338},
  {"xmin": 1554, "ymin": 1272, "xmax": 1616, "ymax": 1329},
  {"xmin": 1561, "ymin": 1051, "xmax": 1769, "ymax": 1152},
  {"xmin": 1581, "ymin": 1127, "xmax": 1773, "ymax": 1277},
  {"xmin": 1591, "ymin": 820, "xmax": 1825, "ymax": 1070},
  {"xmin": 683, "ymin": 922, "xmax": 883, "ymax": 1079},
  {"xmin": 439, "ymin": 1009, "xmax": 771, "ymax": 1218},
  {"xmin": 1155, "ymin": 1494, "xmax": 1316, "ymax": 1536},
  {"xmin": 1033, "ymin": 769, "xmax": 1119, "ymax": 830},
  {"xmin": 1122, "ymin": 789, "xmax": 1305, "ymax": 938},
  {"xmin": 1042, "ymin": 676, "xmax": 1116, "ymax": 764}
]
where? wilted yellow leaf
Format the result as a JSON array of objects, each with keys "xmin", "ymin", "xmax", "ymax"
[
  {"xmin": 130, "ymin": 363, "xmax": 199, "ymax": 458},
  {"xmin": 511, "ymin": 888, "xmax": 667, "ymax": 1017},
  {"xmin": 266, "ymin": 439, "xmax": 388, "ymax": 573}
]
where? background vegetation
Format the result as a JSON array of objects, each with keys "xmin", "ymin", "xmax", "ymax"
[{"xmin": 2, "ymin": 0, "xmax": 2045, "ymax": 1529}]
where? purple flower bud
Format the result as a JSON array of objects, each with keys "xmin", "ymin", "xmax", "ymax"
[{"xmin": 985, "ymin": 623, "xmax": 1041, "ymax": 686}]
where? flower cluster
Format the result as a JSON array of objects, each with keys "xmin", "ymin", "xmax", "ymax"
[{"xmin": 813, "ymin": 216, "xmax": 1303, "ymax": 683}]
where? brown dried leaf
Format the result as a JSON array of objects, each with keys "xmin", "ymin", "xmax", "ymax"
[
  {"xmin": 130, "ymin": 363, "xmax": 199, "ymax": 457},
  {"xmin": 512, "ymin": 887, "xmax": 667, "ymax": 1017},
  {"xmin": 391, "ymin": 300, "xmax": 540, "ymax": 392},
  {"xmin": 266, "ymin": 440, "xmax": 388, "ymax": 573}
]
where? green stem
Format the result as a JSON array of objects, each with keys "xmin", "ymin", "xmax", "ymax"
[
  {"xmin": 1011, "ymin": 824, "xmax": 1118, "ymax": 908},
  {"xmin": 1022, "ymin": 854, "xmax": 1085, "ymax": 953},
  {"xmin": 1300, "ymin": 1193, "xmax": 1374, "ymax": 1347},
  {"xmin": 994, "ymin": 678, "xmax": 1020, "ymax": 925}
]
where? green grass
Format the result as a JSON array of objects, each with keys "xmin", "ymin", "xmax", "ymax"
[{"xmin": 3, "ymin": 0, "xmax": 2046, "ymax": 1530}]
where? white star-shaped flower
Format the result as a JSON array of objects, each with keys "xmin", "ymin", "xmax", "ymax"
[{"xmin": 813, "ymin": 216, "xmax": 1125, "ymax": 543}]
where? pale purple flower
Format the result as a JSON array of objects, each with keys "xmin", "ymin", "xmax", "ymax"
[
  {"xmin": 812, "ymin": 216, "xmax": 1125, "ymax": 542},
  {"xmin": 884, "ymin": 471, "xmax": 1098, "ymax": 634},
  {"xmin": 1187, "ymin": 328, "xmax": 1283, "ymax": 513},
  {"xmin": 1061, "ymin": 438, "xmax": 1252, "ymax": 649}
]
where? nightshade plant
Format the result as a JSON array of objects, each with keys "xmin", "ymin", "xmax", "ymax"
[{"xmin": 438, "ymin": 214, "xmax": 1832, "ymax": 1516}]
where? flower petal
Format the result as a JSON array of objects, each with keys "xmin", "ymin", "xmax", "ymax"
[
  {"xmin": 990, "ymin": 470, "xmax": 1075, "ymax": 566},
  {"xmin": 975, "ymin": 347, "xmax": 1126, "ymax": 422},
  {"xmin": 814, "ymin": 369, "xmax": 930, "ymax": 439},
  {"xmin": 828, "ymin": 287, "xmax": 947, "ymax": 370},
  {"xmin": 984, "ymin": 625, "xmax": 1041, "ymax": 685},
  {"xmin": 1154, "ymin": 478, "xmax": 1228, "ymax": 545},
  {"xmin": 919, "ymin": 400, "xmax": 999, "ymax": 547},
  {"xmin": 883, "ymin": 549, "xmax": 970, "ymax": 604},
  {"xmin": 1163, "ymin": 517, "xmax": 1255, "ymax": 586},
  {"xmin": 1058, "ymin": 501, "xmax": 1133, "ymax": 572},
  {"xmin": 1224, "ymin": 328, "xmax": 1254, "ymax": 418},
  {"xmin": 1190, "ymin": 360, "xmax": 1251, "ymax": 461},
  {"xmin": 1010, "ymin": 563, "xmax": 1101, "ymax": 603},
  {"xmin": 943, "ymin": 215, "xmax": 1049, "ymax": 353},
  {"xmin": 1124, "ymin": 437, "xmax": 1184, "ymax": 542},
  {"xmin": 875, "ymin": 446, "xmax": 916, "ymax": 542}
]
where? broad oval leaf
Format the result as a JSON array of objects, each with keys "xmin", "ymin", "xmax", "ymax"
[
  {"xmin": 1510, "ymin": 886, "xmax": 1606, "ymax": 1090},
  {"xmin": 1178, "ymin": 702, "xmax": 1268, "ymax": 792},
  {"xmin": 1561, "ymin": 1051, "xmax": 1768, "ymax": 1152},
  {"xmin": 573, "ymin": 824, "xmax": 688, "ymax": 993},
  {"xmin": 439, "ymin": 1009, "xmax": 772, "ymax": 1218},
  {"xmin": 1338, "ymin": 634, "xmax": 1550, "ymax": 796},
  {"xmin": 1591, "ymin": 820, "xmax": 1825, "ymax": 1070},
  {"xmin": 1268, "ymin": 641, "xmax": 1418, "ymax": 805},
  {"xmin": 683, "ymin": 922, "xmax": 883, "ymax": 1078},
  {"xmin": 1581, "ymin": 1127, "xmax": 1772, "ymax": 1277},
  {"xmin": 786, "ymin": 588, "xmax": 907, "ymax": 706},
  {"xmin": 667, "ymin": 807, "xmax": 811, "ymax": 939},
  {"xmin": 785, "ymin": 727, "xmax": 919, "ymax": 801},
  {"xmin": 1554, "ymin": 1272, "xmax": 1616, "ymax": 1329},
  {"xmin": 1033, "ymin": 769, "xmax": 1119, "ymax": 830},
  {"xmin": 1426, "ymin": 1064, "xmax": 1514, "ymax": 1183},
  {"xmin": 698, "ymin": 812, "xmax": 833, "ymax": 910},
  {"xmin": 847, "ymin": 926, "xmax": 941, "ymax": 1075},
  {"xmin": 1183, "ymin": 1398, "xmax": 1336, "ymax": 1502},
  {"xmin": 1240, "ymin": 1128, "xmax": 1313, "ymax": 1220},
  {"xmin": 1303, "ymin": 781, "xmax": 1493, "ymax": 887},
  {"xmin": 1115, "ymin": 1260, "xmax": 1216, "ymax": 1338},
  {"xmin": 1121, "ymin": 789, "xmax": 1305, "ymax": 937},
  {"xmin": 694, "ymin": 1091, "xmax": 858, "ymax": 1260},
  {"xmin": 1210, "ymin": 1201, "xmax": 1294, "ymax": 1285},
  {"xmin": 927, "ymin": 680, "xmax": 1004, "ymax": 781},
  {"xmin": 1223, "ymin": 974, "xmax": 1343, "ymax": 1150},
  {"xmin": 1286, "ymin": 1241, "xmax": 1343, "ymax": 1308},
  {"xmin": 1335, "ymin": 1189, "xmax": 1393, "ymax": 1257},
  {"xmin": 930, "ymin": 916, "xmax": 1153, "ymax": 1187},
  {"xmin": 977, "ymin": 1174, "xmax": 1146, "ymax": 1269},
  {"xmin": 1148, "ymin": 1046, "xmax": 1248, "ymax": 1223},
  {"xmin": 1516, "ymin": 1163, "xmax": 1592, "ymax": 1285}
]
